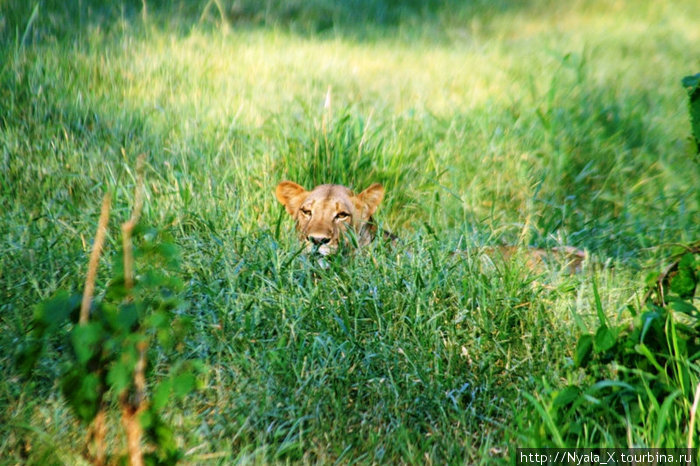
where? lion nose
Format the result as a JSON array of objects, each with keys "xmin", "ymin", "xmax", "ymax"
[{"xmin": 308, "ymin": 235, "xmax": 331, "ymax": 246}]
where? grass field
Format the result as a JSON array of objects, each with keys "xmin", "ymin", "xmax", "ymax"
[{"xmin": 1, "ymin": 0, "xmax": 699, "ymax": 463}]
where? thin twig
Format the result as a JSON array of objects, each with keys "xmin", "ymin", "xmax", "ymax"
[
  {"xmin": 120, "ymin": 390, "xmax": 145, "ymax": 466},
  {"xmin": 79, "ymin": 192, "xmax": 111, "ymax": 464},
  {"xmin": 93, "ymin": 407, "xmax": 107, "ymax": 466},
  {"xmin": 80, "ymin": 193, "xmax": 111, "ymax": 325},
  {"xmin": 122, "ymin": 154, "xmax": 146, "ymax": 291},
  {"xmin": 83, "ymin": 401, "xmax": 107, "ymax": 465}
]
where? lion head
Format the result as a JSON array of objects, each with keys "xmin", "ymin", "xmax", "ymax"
[{"xmin": 275, "ymin": 181, "xmax": 385, "ymax": 256}]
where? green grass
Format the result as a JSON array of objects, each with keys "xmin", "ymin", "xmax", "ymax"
[{"xmin": 1, "ymin": 0, "xmax": 699, "ymax": 463}]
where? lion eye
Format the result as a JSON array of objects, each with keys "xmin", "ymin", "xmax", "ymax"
[
  {"xmin": 300, "ymin": 208, "xmax": 311, "ymax": 217},
  {"xmin": 335, "ymin": 212, "xmax": 350, "ymax": 220}
]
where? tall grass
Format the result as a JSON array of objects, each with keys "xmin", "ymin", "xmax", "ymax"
[{"xmin": 1, "ymin": 0, "xmax": 699, "ymax": 463}]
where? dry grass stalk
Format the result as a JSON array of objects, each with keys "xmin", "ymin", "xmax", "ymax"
[
  {"xmin": 120, "ymin": 338, "xmax": 148, "ymax": 466},
  {"xmin": 120, "ymin": 153, "xmax": 147, "ymax": 466},
  {"xmin": 80, "ymin": 193, "xmax": 112, "ymax": 325},
  {"xmin": 93, "ymin": 408, "xmax": 107, "ymax": 466},
  {"xmin": 120, "ymin": 390, "xmax": 145, "ymax": 466},
  {"xmin": 79, "ymin": 192, "xmax": 111, "ymax": 465},
  {"xmin": 82, "ymin": 405, "xmax": 107, "ymax": 465}
]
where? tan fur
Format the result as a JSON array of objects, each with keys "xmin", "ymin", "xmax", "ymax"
[
  {"xmin": 478, "ymin": 245, "xmax": 588, "ymax": 274},
  {"xmin": 275, "ymin": 181, "xmax": 587, "ymax": 271},
  {"xmin": 275, "ymin": 181, "xmax": 385, "ymax": 256}
]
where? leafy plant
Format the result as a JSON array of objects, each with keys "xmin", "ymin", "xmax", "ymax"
[
  {"xmin": 682, "ymin": 73, "xmax": 700, "ymax": 154},
  {"xmin": 15, "ymin": 161, "xmax": 203, "ymax": 465},
  {"xmin": 519, "ymin": 243, "xmax": 700, "ymax": 447}
]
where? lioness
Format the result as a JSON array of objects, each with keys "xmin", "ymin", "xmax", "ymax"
[
  {"xmin": 275, "ymin": 181, "xmax": 385, "ymax": 256},
  {"xmin": 275, "ymin": 180, "xmax": 587, "ymax": 272}
]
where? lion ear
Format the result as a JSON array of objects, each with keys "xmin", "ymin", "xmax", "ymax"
[
  {"xmin": 276, "ymin": 181, "xmax": 307, "ymax": 215},
  {"xmin": 355, "ymin": 183, "xmax": 384, "ymax": 219}
]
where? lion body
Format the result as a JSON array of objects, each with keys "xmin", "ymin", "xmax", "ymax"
[{"xmin": 275, "ymin": 181, "xmax": 586, "ymax": 272}]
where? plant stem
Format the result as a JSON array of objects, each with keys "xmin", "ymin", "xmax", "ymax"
[
  {"xmin": 80, "ymin": 193, "xmax": 111, "ymax": 325},
  {"xmin": 120, "ymin": 154, "xmax": 147, "ymax": 466}
]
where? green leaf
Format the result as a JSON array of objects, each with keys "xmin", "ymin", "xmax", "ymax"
[
  {"xmin": 137, "ymin": 225, "xmax": 159, "ymax": 243},
  {"xmin": 172, "ymin": 372, "xmax": 196, "ymax": 399},
  {"xmin": 683, "ymin": 72, "xmax": 700, "ymax": 153},
  {"xmin": 522, "ymin": 392, "xmax": 565, "ymax": 448},
  {"xmin": 645, "ymin": 271, "xmax": 661, "ymax": 289},
  {"xmin": 156, "ymin": 242, "xmax": 181, "ymax": 266},
  {"xmin": 668, "ymin": 298, "xmax": 698, "ymax": 316},
  {"xmin": 654, "ymin": 390, "xmax": 683, "ymax": 447},
  {"xmin": 169, "ymin": 316, "xmax": 193, "ymax": 341},
  {"xmin": 105, "ymin": 275, "xmax": 128, "ymax": 301},
  {"xmin": 594, "ymin": 326, "xmax": 617, "ymax": 353},
  {"xmin": 553, "ymin": 385, "xmax": 582, "ymax": 408},
  {"xmin": 147, "ymin": 310, "xmax": 170, "ymax": 330},
  {"xmin": 140, "ymin": 269, "xmax": 171, "ymax": 288},
  {"xmin": 589, "ymin": 379, "xmax": 639, "ymax": 394},
  {"xmin": 139, "ymin": 407, "xmax": 155, "ymax": 430},
  {"xmin": 152, "ymin": 380, "xmax": 172, "ymax": 412},
  {"xmin": 33, "ymin": 291, "xmax": 81, "ymax": 332},
  {"xmin": 71, "ymin": 322, "xmax": 103, "ymax": 365},
  {"xmin": 592, "ymin": 278, "xmax": 607, "ymax": 327},
  {"xmin": 634, "ymin": 343, "xmax": 665, "ymax": 374},
  {"xmin": 15, "ymin": 339, "xmax": 45, "ymax": 374},
  {"xmin": 189, "ymin": 359, "xmax": 207, "ymax": 374},
  {"xmin": 670, "ymin": 254, "xmax": 697, "ymax": 299},
  {"xmin": 682, "ymin": 73, "xmax": 700, "ymax": 90},
  {"xmin": 575, "ymin": 334, "xmax": 593, "ymax": 367},
  {"xmin": 117, "ymin": 302, "xmax": 140, "ymax": 331},
  {"xmin": 640, "ymin": 309, "xmax": 663, "ymax": 343},
  {"xmin": 140, "ymin": 409, "xmax": 181, "ymax": 462},
  {"xmin": 156, "ymin": 328, "xmax": 173, "ymax": 350},
  {"xmin": 97, "ymin": 301, "xmax": 120, "ymax": 329},
  {"xmin": 107, "ymin": 356, "xmax": 135, "ymax": 393},
  {"xmin": 61, "ymin": 368, "xmax": 101, "ymax": 423}
]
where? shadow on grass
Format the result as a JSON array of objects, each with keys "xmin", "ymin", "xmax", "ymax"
[{"xmin": 3, "ymin": 0, "xmax": 556, "ymax": 44}]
